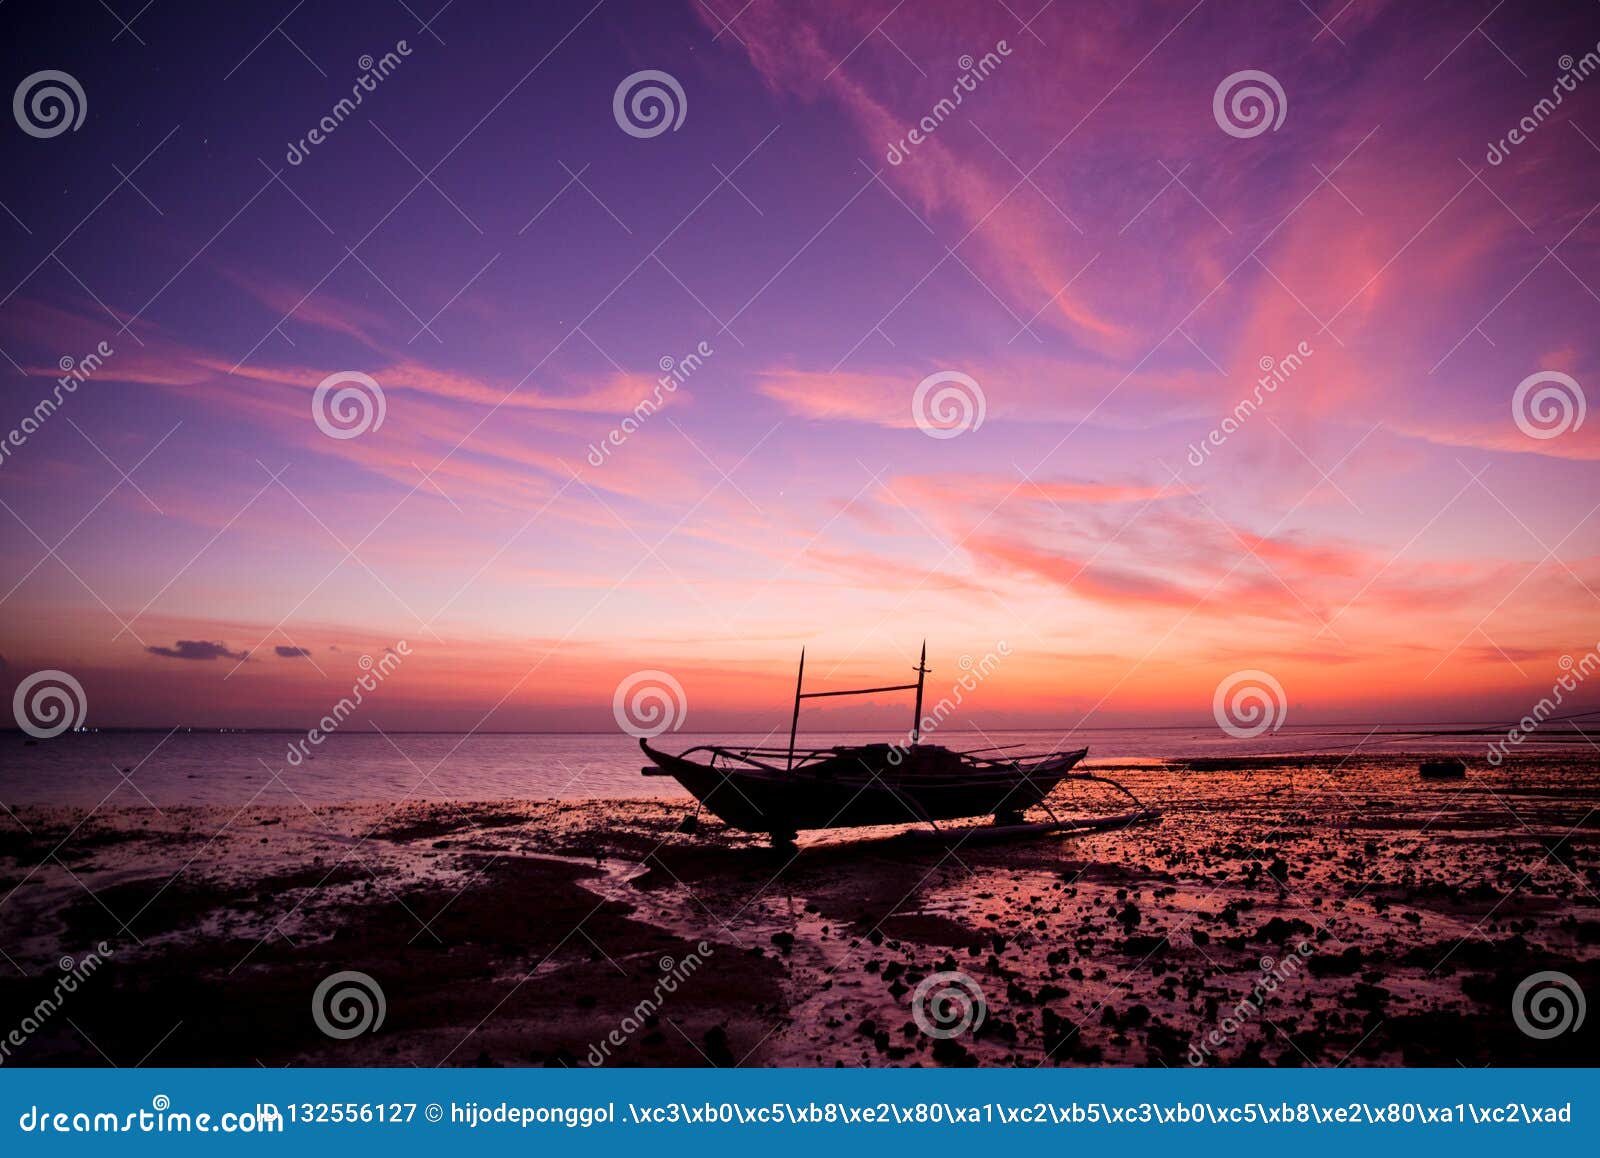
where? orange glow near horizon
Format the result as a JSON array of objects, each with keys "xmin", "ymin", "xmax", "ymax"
[{"xmin": 3, "ymin": 1, "xmax": 1598, "ymax": 734}]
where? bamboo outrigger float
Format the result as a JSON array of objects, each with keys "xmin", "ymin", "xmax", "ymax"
[{"xmin": 640, "ymin": 644, "xmax": 1159, "ymax": 845}]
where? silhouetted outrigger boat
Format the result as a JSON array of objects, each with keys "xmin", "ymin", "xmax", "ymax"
[{"xmin": 641, "ymin": 644, "xmax": 1158, "ymax": 846}]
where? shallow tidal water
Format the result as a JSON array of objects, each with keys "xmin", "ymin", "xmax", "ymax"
[{"xmin": 0, "ymin": 749, "xmax": 1594, "ymax": 1067}]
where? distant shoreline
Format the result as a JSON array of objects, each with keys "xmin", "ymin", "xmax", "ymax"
[{"xmin": 2, "ymin": 720, "xmax": 1576, "ymax": 737}]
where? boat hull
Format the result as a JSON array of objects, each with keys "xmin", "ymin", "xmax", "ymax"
[{"xmin": 641, "ymin": 741, "xmax": 1089, "ymax": 836}]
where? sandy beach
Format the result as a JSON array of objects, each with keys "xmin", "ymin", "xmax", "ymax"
[{"xmin": 1, "ymin": 753, "xmax": 1595, "ymax": 1068}]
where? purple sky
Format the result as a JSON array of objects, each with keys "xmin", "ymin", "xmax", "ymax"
[{"xmin": 2, "ymin": 0, "xmax": 1599, "ymax": 732}]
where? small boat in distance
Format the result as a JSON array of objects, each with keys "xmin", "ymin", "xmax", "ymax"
[
  {"xmin": 640, "ymin": 644, "xmax": 1157, "ymax": 845},
  {"xmin": 1419, "ymin": 757, "xmax": 1468, "ymax": 779}
]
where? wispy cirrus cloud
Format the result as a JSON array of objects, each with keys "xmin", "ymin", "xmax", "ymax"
[{"xmin": 756, "ymin": 362, "xmax": 1217, "ymax": 429}]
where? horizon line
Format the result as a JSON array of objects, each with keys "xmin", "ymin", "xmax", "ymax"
[{"xmin": 7, "ymin": 718, "xmax": 1577, "ymax": 737}]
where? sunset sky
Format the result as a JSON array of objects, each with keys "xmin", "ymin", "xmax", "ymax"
[{"xmin": 2, "ymin": 0, "xmax": 1598, "ymax": 732}]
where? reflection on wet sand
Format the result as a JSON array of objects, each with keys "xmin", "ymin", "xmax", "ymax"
[{"xmin": 0, "ymin": 754, "xmax": 1594, "ymax": 1067}]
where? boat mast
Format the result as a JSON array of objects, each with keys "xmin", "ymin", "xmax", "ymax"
[
  {"xmin": 787, "ymin": 647, "xmax": 805, "ymax": 770},
  {"xmin": 910, "ymin": 641, "xmax": 929, "ymax": 745},
  {"xmin": 785, "ymin": 646, "xmax": 924, "ymax": 765}
]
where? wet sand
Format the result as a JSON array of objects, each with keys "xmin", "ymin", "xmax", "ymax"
[{"xmin": 0, "ymin": 753, "xmax": 1596, "ymax": 1067}]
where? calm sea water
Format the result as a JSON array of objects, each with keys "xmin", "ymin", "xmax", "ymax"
[{"xmin": 0, "ymin": 724, "xmax": 1540, "ymax": 807}]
